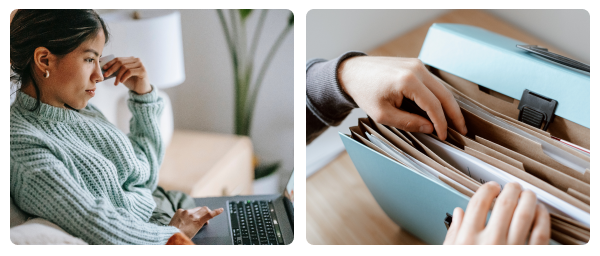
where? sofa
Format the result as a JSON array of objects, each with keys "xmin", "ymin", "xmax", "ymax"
[{"xmin": 10, "ymin": 197, "xmax": 87, "ymax": 245}]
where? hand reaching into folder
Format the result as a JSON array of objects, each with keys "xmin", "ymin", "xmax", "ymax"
[
  {"xmin": 444, "ymin": 182, "xmax": 550, "ymax": 245},
  {"xmin": 338, "ymin": 56, "xmax": 468, "ymax": 140}
]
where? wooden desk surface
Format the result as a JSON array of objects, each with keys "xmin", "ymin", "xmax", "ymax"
[
  {"xmin": 307, "ymin": 152, "xmax": 425, "ymax": 245},
  {"xmin": 306, "ymin": 9, "xmax": 556, "ymax": 245}
]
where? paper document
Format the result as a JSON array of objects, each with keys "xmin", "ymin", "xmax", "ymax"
[
  {"xmin": 366, "ymin": 132, "xmax": 474, "ymax": 195},
  {"xmin": 413, "ymin": 133, "xmax": 590, "ymax": 227},
  {"xmin": 454, "ymin": 95, "xmax": 589, "ymax": 173}
]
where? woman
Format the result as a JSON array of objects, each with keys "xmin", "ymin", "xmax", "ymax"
[{"xmin": 10, "ymin": 10, "xmax": 221, "ymax": 245}]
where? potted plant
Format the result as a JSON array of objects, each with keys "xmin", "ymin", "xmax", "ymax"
[{"xmin": 217, "ymin": 9, "xmax": 293, "ymax": 179}]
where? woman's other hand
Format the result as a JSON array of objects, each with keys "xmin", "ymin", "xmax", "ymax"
[
  {"xmin": 102, "ymin": 56, "xmax": 152, "ymax": 94},
  {"xmin": 338, "ymin": 56, "xmax": 467, "ymax": 140},
  {"xmin": 443, "ymin": 182, "xmax": 551, "ymax": 245},
  {"xmin": 168, "ymin": 206, "xmax": 225, "ymax": 239}
]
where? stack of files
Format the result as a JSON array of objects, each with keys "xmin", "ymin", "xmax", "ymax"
[{"xmin": 346, "ymin": 75, "xmax": 590, "ymax": 244}]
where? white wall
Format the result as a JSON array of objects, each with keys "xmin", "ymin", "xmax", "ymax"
[
  {"xmin": 307, "ymin": 9, "xmax": 449, "ymax": 60},
  {"xmin": 307, "ymin": 9, "xmax": 589, "ymax": 62},
  {"xmin": 487, "ymin": 10, "xmax": 590, "ymax": 64},
  {"xmin": 306, "ymin": 9, "xmax": 589, "ymax": 177},
  {"xmin": 165, "ymin": 10, "xmax": 294, "ymax": 191}
]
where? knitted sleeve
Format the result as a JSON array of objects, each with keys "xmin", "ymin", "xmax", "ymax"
[
  {"xmin": 306, "ymin": 51, "xmax": 366, "ymax": 144},
  {"xmin": 126, "ymin": 86, "xmax": 165, "ymax": 191},
  {"xmin": 10, "ymin": 146, "xmax": 179, "ymax": 245}
]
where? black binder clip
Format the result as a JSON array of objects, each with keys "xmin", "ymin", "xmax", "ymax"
[
  {"xmin": 517, "ymin": 89, "xmax": 558, "ymax": 131},
  {"xmin": 444, "ymin": 212, "xmax": 453, "ymax": 230},
  {"xmin": 516, "ymin": 45, "xmax": 590, "ymax": 74}
]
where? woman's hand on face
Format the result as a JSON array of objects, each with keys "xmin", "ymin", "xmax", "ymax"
[
  {"xmin": 338, "ymin": 56, "xmax": 467, "ymax": 140},
  {"xmin": 102, "ymin": 56, "xmax": 152, "ymax": 94},
  {"xmin": 169, "ymin": 206, "xmax": 224, "ymax": 239},
  {"xmin": 443, "ymin": 182, "xmax": 551, "ymax": 245}
]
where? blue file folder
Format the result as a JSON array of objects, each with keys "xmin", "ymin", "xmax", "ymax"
[{"xmin": 340, "ymin": 23, "xmax": 589, "ymax": 245}]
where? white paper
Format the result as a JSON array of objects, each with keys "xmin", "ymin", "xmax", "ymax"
[
  {"xmin": 409, "ymin": 152, "xmax": 474, "ymax": 195},
  {"xmin": 454, "ymin": 95, "xmax": 589, "ymax": 173},
  {"xmin": 413, "ymin": 133, "xmax": 590, "ymax": 227},
  {"xmin": 366, "ymin": 133, "xmax": 426, "ymax": 176},
  {"xmin": 366, "ymin": 133, "xmax": 473, "ymax": 195}
]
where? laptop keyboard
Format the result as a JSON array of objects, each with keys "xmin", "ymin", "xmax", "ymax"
[{"xmin": 229, "ymin": 200, "xmax": 283, "ymax": 245}]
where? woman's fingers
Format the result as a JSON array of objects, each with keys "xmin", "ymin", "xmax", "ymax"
[
  {"xmin": 443, "ymin": 207, "xmax": 464, "ymax": 245},
  {"xmin": 199, "ymin": 208, "xmax": 224, "ymax": 223},
  {"xmin": 115, "ymin": 63, "xmax": 141, "ymax": 85},
  {"xmin": 102, "ymin": 57, "xmax": 137, "ymax": 78},
  {"xmin": 506, "ymin": 190, "xmax": 538, "ymax": 244},
  {"xmin": 485, "ymin": 182, "xmax": 522, "ymax": 243},
  {"xmin": 102, "ymin": 58, "xmax": 122, "ymax": 76},
  {"xmin": 402, "ymin": 77, "xmax": 448, "ymax": 140},
  {"xmin": 120, "ymin": 70, "xmax": 135, "ymax": 85},
  {"xmin": 528, "ymin": 204, "xmax": 551, "ymax": 245},
  {"xmin": 460, "ymin": 181, "xmax": 501, "ymax": 235},
  {"xmin": 212, "ymin": 208, "xmax": 224, "ymax": 217},
  {"xmin": 194, "ymin": 207, "xmax": 223, "ymax": 218},
  {"xmin": 102, "ymin": 56, "xmax": 135, "ymax": 69}
]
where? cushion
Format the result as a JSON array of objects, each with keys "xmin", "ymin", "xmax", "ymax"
[
  {"xmin": 10, "ymin": 218, "xmax": 88, "ymax": 245},
  {"xmin": 10, "ymin": 198, "xmax": 87, "ymax": 245}
]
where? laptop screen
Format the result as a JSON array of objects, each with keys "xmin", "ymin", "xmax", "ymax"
[{"xmin": 283, "ymin": 171, "xmax": 294, "ymax": 205}]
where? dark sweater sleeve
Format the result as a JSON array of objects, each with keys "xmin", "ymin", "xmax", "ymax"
[{"xmin": 306, "ymin": 51, "xmax": 366, "ymax": 144}]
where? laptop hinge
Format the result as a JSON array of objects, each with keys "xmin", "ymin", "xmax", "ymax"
[{"xmin": 283, "ymin": 197, "xmax": 294, "ymax": 232}]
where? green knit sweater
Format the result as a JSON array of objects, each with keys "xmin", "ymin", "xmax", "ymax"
[{"xmin": 10, "ymin": 87, "xmax": 180, "ymax": 245}]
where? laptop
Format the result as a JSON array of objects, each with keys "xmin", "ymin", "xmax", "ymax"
[{"xmin": 191, "ymin": 171, "xmax": 294, "ymax": 245}]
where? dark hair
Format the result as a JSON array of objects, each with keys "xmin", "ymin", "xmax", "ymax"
[{"xmin": 10, "ymin": 9, "xmax": 110, "ymax": 111}]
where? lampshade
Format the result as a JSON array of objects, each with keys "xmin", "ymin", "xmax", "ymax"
[{"xmin": 100, "ymin": 10, "xmax": 185, "ymax": 88}]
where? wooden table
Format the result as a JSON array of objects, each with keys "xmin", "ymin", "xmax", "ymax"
[
  {"xmin": 307, "ymin": 152, "xmax": 425, "ymax": 245},
  {"xmin": 158, "ymin": 130, "xmax": 254, "ymax": 198},
  {"xmin": 306, "ymin": 9, "xmax": 559, "ymax": 245}
]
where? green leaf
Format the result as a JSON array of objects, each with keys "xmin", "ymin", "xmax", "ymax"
[
  {"xmin": 239, "ymin": 9, "xmax": 252, "ymax": 21},
  {"xmin": 254, "ymin": 161, "xmax": 281, "ymax": 180},
  {"xmin": 288, "ymin": 13, "xmax": 294, "ymax": 26}
]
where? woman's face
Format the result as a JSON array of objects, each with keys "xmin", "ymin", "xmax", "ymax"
[{"xmin": 44, "ymin": 30, "xmax": 105, "ymax": 110}]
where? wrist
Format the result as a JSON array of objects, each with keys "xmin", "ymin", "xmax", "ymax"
[
  {"xmin": 335, "ymin": 52, "xmax": 366, "ymax": 103},
  {"xmin": 133, "ymin": 84, "xmax": 153, "ymax": 95},
  {"xmin": 337, "ymin": 57, "xmax": 355, "ymax": 98}
]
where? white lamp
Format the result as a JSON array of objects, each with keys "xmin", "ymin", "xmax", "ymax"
[{"xmin": 97, "ymin": 10, "xmax": 186, "ymax": 147}]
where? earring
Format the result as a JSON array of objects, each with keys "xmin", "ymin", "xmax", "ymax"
[{"xmin": 45, "ymin": 70, "xmax": 50, "ymax": 78}]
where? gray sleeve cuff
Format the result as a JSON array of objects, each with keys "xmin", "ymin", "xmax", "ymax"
[{"xmin": 306, "ymin": 51, "xmax": 366, "ymax": 127}]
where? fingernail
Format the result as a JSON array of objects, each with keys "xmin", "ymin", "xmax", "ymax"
[
  {"xmin": 486, "ymin": 181, "xmax": 501, "ymax": 188},
  {"xmin": 462, "ymin": 125, "xmax": 468, "ymax": 134},
  {"xmin": 419, "ymin": 125, "xmax": 431, "ymax": 133},
  {"xmin": 453, "ymin": 207, "xmax": 462, "ymax": 216}
]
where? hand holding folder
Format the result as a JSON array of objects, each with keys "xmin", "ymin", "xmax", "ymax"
[
  {"xmin": 443, "ymin": 182, "xmax": 551, "ymax": 245},
  {"xmin": 337, "ymin": 56, "xmax": 468, "ymax": 141},
  {"xmin": 352, "ymin": 116, "xmax": 589, "ymax": 244},
  {"xmin": 341, "ymin": 23, "xmax": 590, "ymax": 245},
  {"xmin": 346, "ymin": 69, "xmax": 591, "ymax": 244}
]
